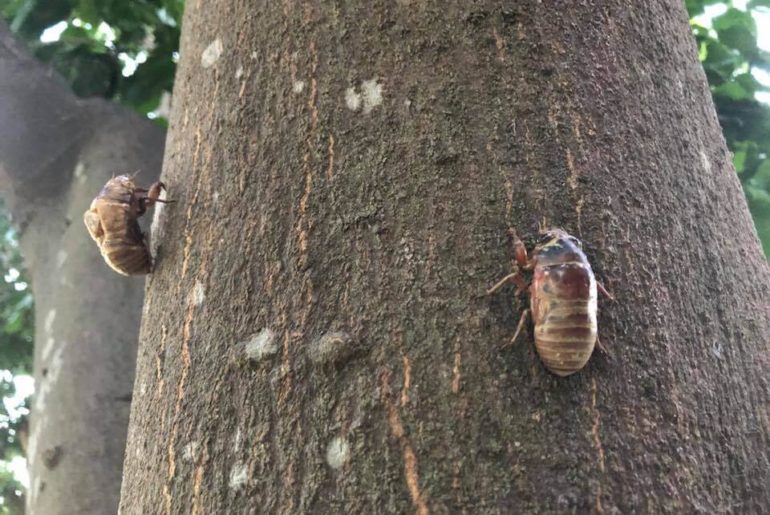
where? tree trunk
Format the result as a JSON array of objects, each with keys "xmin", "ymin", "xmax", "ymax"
[
  {"xmin": 120, "ymin": 1, "xmax": 770, "ymax": 513},
  {"xmin": 0, "ymin": 22, "xmax": 165, "ymax": 514}
]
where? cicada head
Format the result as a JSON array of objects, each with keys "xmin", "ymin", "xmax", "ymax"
[
  {"xmin": 110, "ymin": 173, "xmax": 138, "ymax": 190},
  {"xmin": 97, "ymin": 174, "xmax": 138, "ymax": 203},
  {"xmin": 532, "ymin": 228, "xmax": 587, "ymax": 265}
]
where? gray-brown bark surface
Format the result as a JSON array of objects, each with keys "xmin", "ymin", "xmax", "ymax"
[
  {"xmin": 0, "ymin": 21, "xmax": 165, "ymax": 514},
  {"xmin": 121, "ymin": 1, "xmax": 770, "ymax": 514}
]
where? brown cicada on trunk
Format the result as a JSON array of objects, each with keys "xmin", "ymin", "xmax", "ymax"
[
  {"xmin": 83, "ymin": 174, "xmax": 173, "ymax": 276},
  {"xmin": 489, "ymin": 228, "xmax": 612, "ymax": 376}
]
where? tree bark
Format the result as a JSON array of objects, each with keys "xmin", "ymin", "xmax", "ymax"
[
  {"xmin": 0, "ymin": 21, "xmax": 165, "ymax": 514},
  {"xmin": 120, "ymin": 1, "xmax": 770, "ymax": 514}
]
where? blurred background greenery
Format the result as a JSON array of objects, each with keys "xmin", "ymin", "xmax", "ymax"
[
  {"xmin": 0, "ymin": 0, "xmax": 767, "ymax": 511},
  {"xmin": 688, "ymin": 0, "xmax": 770, "ymax": 255}
]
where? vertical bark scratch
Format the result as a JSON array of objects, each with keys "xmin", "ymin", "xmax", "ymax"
[
  {"xmin": 565, "ymin": 140, "xmax": 585, "ymax": 235},
  {"xmin": 566, "ymin": 148, "xmax": 578, "ymax": 191},
  {"xmin": 181, "ymin": 129, "xmax": 204, "ymax": 278},
  {"xmin": 156, "ymin": 324, "xmax": 168, "ymax": 403},
  {"xmin": 381, "ymin": 370, "xmax": 429, "ymax": 515},
  {"xmin": 238, "ymin": 67, "xmax": 252, "ymax": 99},
  {"xmin": 295, "ymin": 38, "xmax": 317, "ymax": 272},
  {"xmin": 400, "ymin": 354, "xmax": 412, "ymax": 407},
  {"xmin": 591, "ymin": 377, "xmax": 606, "ymax": 514},
  {"xmin": 491, "ymin": 26, "xmax": 506, "ymax": 63},
  {"xmin": 451, "ymin": 352, "xmax": 461, "ymax": 394},
  {"xmin": 327, "ymin": 133, "xmax": 335, "ymax": 180},
  {"xmin": 190, "ymin": 443, "xmax": 207, "ymax": 515},
  {"xmin": 164, "ymin": 291, "xmax": 194, "ymax": 515},
  {"xmin": 505, "ymin": 177, "xmax": 514, "ymax": 226},
  {"xmin": 575, "ymin": 196, "xmax": 585, "ymax": 237},
  {"xmin": 426, "ymin": 233, "xmax": 436, "ymax": 276}
]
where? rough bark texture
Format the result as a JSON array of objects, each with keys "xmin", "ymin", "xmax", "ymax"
[
  {"xmin": 0, "ymin": 21, "xmax": 165, "ymax": 514},
  {"xmin": 121, "ymin": 1, "xmax": 770, "ymax": 514}
]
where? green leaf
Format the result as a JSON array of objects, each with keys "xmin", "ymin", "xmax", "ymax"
[
  {"xmin": 73, "ymin": 0, "xmax": 101, "ymax": 26},
  {"xmin": 119, "ymin": 48, "xmax": 175, "ymax": 112},
  {"xmin": 713, "ymin": 81, "xmax": 752, "ymax": 100},
  {"xmin": 713, "ymin": 8, "xmax": 758, "ymax": 57},
  {"xmin": 749, "ymin": 159, "xmax": 770, "ymax": 190},
  {"xmin": 703, "ymin": 40, "xmax": 743, "ymax": 81},
  {"xmin": 733, "ymin": 148, "xmax": 747, "ymax": 174},
  {"xmin": 737, "ymin": 72, "xmax": 767, "ymax": 93},
  {"xmin": 685, "ymin": 0, "xmax": 705, "ymax": 16},
  {"xmin": 745, "ymin": 186, "xmax": 770, "ymax": 255},
  {"xmin": 685, "ymin": 0, "xmax": 724, "ymax": 16}
]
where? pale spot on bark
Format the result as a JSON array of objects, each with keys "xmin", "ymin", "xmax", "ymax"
[
  {"xmin": 150, "ymin": 202, "xmax": 167, "ymax": 258},
  {"xmin": 41, "ymin": 337, "xmax": 56, "ymax": 362},
  {"xmin": 233, "ymin": 428, "xmax": 242, "ymax": 451},
  {"xmin": 44, "ymin": 310, "xmax": 56, "ymax": 334},
  {"xmin": 56, "ymin": 250, "xmax": 67, "ymax": 269},
  {"xmin": 361, "ymin": 79, "xmax": 383, "ymax": 114},
  {"xmin": 309, "ymin": 331, "xmax": 356, "ymax": 365},
  {"xmin": 193, "ymin": 281, "xmax": 205, "ymax": 306},
  {"xmin": 73, "ymin": 162, "xmax": 87, "ymax": 183},
  {"xmin": 201, "ymin": 38, "xmax": 223, "ymax": 68},
  {"xmin": 35, "ymin": 344, "xmax": 65, "ymax": 412},
  {"xmin": 293, "ymin": 80, "xmax": 306, "ymax": 93},
  {"xmin": 326, "ymin": 437, "xmax": 350, "ymax": 469},
  {"xmin": 229, "ymin": 461, "xmax": 248, "ymax": 489},
  {"xmin": 29, "ymin": 477, "xmax": 42, "ymax": 509},
  {"xmin": 700, "ymin": 150, "xmax": 711, "ymax": 173},
  {"xmin": 345, "ymin": 87, "xmax": 362, "ymax": 111},
  {"xmin": 27, "ymin": 424, "xmax": 40, "ymax": 466},
  {"xmin": 345, "ymin": 79, "xmax": 384, "ymax": 114},
  {"xmin": 183, "ymin": 441, "xmax": 199, "ymax": 462},
  {"xmin": 235, "ymin": 66, "xmax": 244, "ymax": 79},
  {"xmin": 243, "ymin": 328, "xmax": 278, "ymax": 361}
]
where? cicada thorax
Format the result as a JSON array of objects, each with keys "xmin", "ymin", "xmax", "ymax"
[
  {"xmin": 530, "ymin": 236, "xmax": 598, "ymax": 377},
  {"xmin": 89, "ymin": 177, "xmax": 152, "ymax": 276}
]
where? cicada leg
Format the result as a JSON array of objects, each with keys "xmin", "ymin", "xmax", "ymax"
[
  {"xmin": 595, "ymin": 336, "xmax": 611, "ymax": 356},
  {"xmin": 597, "ymin": 281, "xmax": 614, "ymax": 301},
  {"xmin": 139, "ymin": 182, "xmax": 176, "ymax": 214},
  {"xmin": 500, "ymin": 309, "xmax": 530, "ymax": 348},
  {"xmin": 488, "ymin": 271, "xmax": 521, "ymax": 295}
]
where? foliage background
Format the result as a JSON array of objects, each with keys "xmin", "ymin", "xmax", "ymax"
[
  {"xmin": 0, "ymin": 0, "xmax": 767, "ymax": 512},
  {"xmin": 688, "ymin": 0, "xmax": 770, "ymax": 254}
]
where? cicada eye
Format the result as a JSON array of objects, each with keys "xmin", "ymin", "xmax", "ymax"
[{"xmin": 569, "ymin": 236, "xmax": 583, "ymax": 248}]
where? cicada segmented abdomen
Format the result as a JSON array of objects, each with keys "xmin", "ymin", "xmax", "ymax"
[{"xmin": 531, "ymin": 256, "xmax": 598, "ymax": 377}]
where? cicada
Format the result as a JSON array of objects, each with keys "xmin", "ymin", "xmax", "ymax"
[
  {"xmin": 489, "ymin": 228, "xmax": 612, "ymax": 376},
  {"xmin": 83, "ymin": 174, "xmax": 173, "ymax": 276}
]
